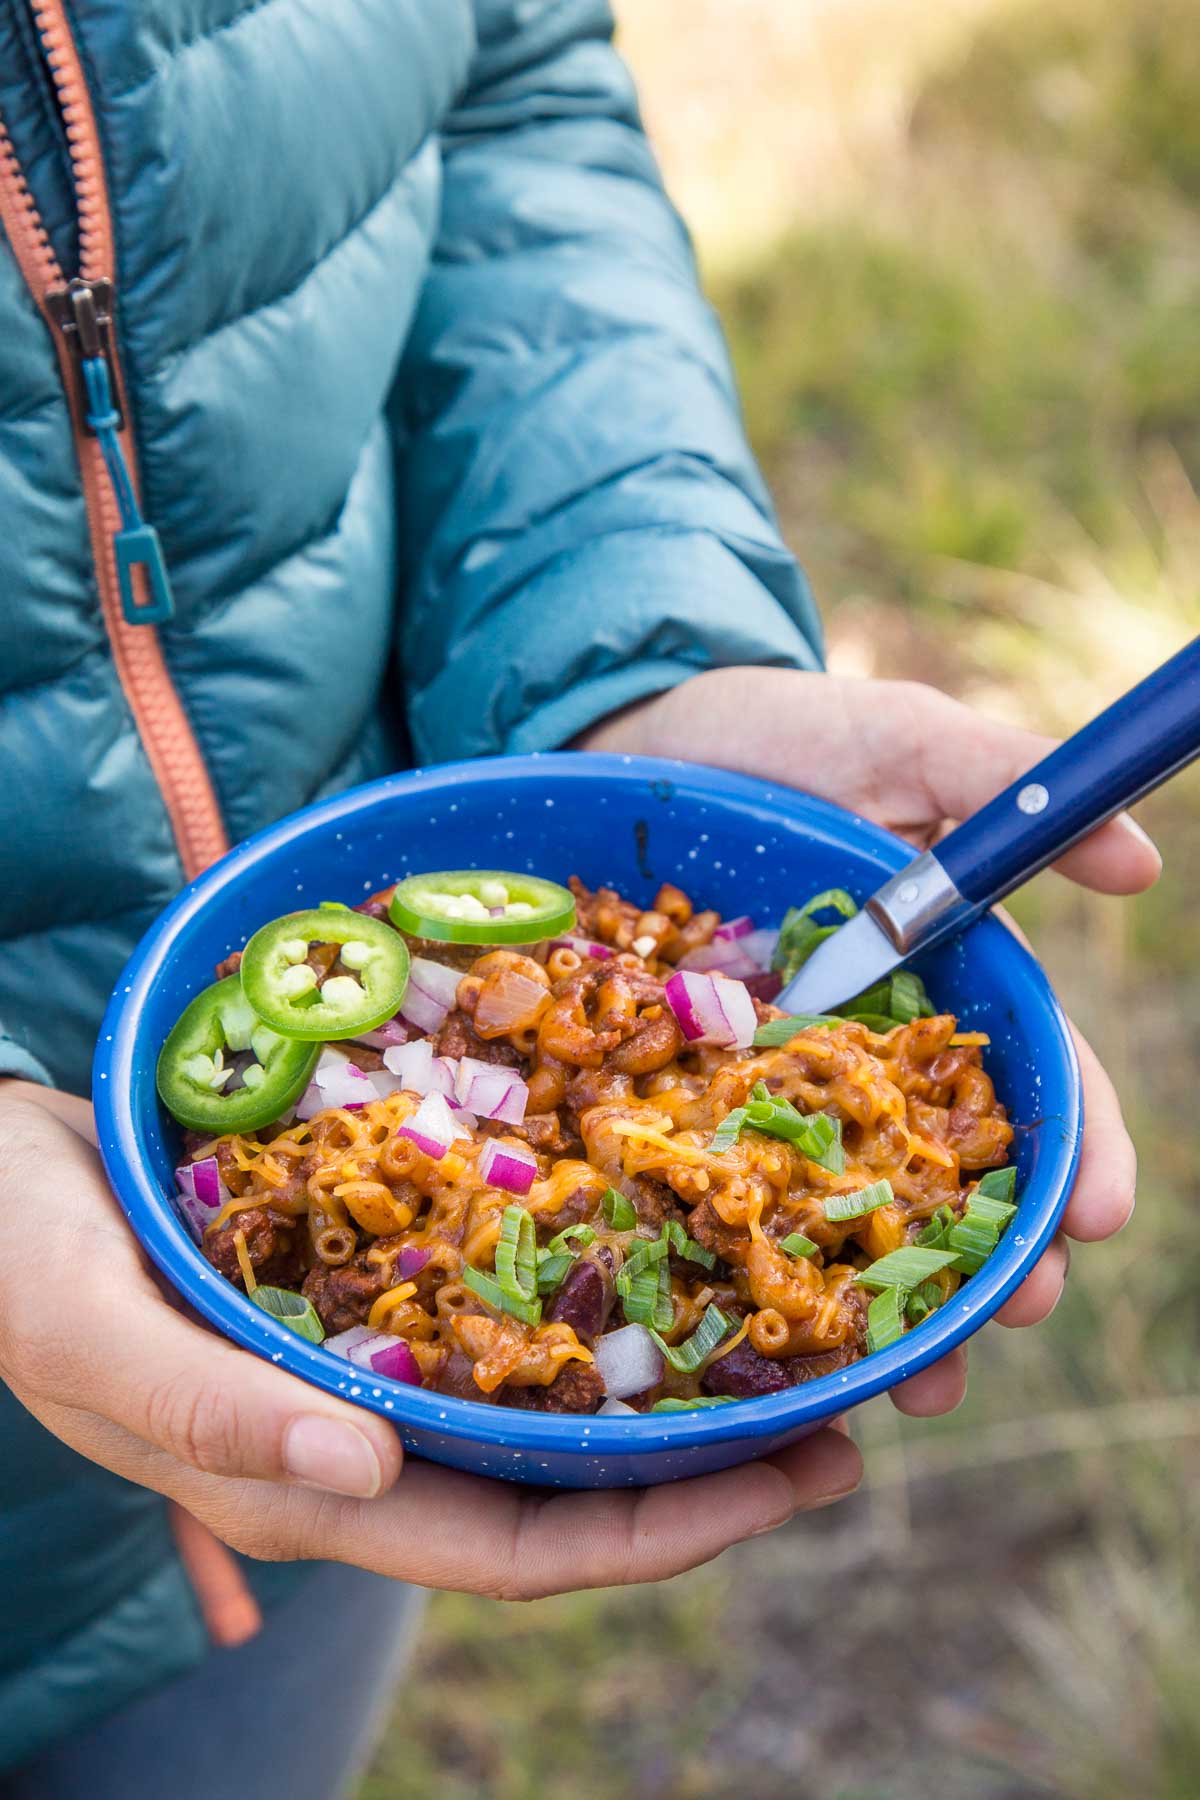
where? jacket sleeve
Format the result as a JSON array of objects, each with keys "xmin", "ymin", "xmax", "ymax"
[
  {"xmin": 392, "ymin": 0, "xmax": 823, "ymax": 764},
  {"xmin": 0, "ymin": 1025, "xmax": 51, "ymax": 1085}
]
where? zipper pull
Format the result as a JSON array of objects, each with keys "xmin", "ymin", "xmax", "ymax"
[{"xmin": 47, "ymin": 279, "xmax": 175, "ymax": 626}]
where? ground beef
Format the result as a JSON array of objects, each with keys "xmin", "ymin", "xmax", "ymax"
[
  {"xmin": 628, "ymin": 1176, "xmax": 674, "ymax": 1232},
  {"xmin": 405, "ymin": 937, "xmax": 485, "ymax": 973},
  {"xmin": 214, "ymin": 950, "xmax": 243, "ymax": 979},
  {"xmin": 685, "ymin": 1198, "xmax": 744, "ymax": 1262},
  {"xmin": 301, "ymin": 1258, "xmax": 388, "ymax": 1335},
  {"xmin": 433, "ymin": 1009, "xmax": 523, "ymax": 1067},
  {"xmin": 542, "ymin": 1179, "xmax": 599, "ymax": 1231},
  {"xmin": 505, "ymin": 1361, "xmax": 606, "ymax": 1413},
  {"xmin": 563, "ymin": 1066, "xmax": 635, "ymax": 1119},
  {"xmin": 480, "ymin": 1111, "xmax": 576, "ymax": 1156},
  {"xmin": 545, "ymin": 1251, "xmax": 616, "ymax": 1344},
  {"xmin": 701, "ymin": 1339, "xmax": 793, "ymax": 1399},
  {"xmin": 204, "ymin": 1206, "xmax": 305, "ymax": 1289}
]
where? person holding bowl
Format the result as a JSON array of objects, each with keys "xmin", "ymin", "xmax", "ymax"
[{"xmin": 0, "ymin": 1, "xmax": 1149, "ymax": 1794}]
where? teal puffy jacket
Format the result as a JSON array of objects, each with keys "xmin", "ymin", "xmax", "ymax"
[{"xmin": 0, "ymin": 0, "xmax": 821, "ymax": 1765}]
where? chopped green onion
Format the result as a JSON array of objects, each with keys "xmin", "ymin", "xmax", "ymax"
[
  {"xmin": 946, "ymin": 1215, "xmax": 1001, "ymax": 1276},
  {"xmin": 976, "ymin": 1167, "xmax": 1017, "ymax": 1204},
  {"xmin": 795, "ymin": 889, "xmax": 859, "ymax": 922},
  {"xmin": 794, "ymin": 1112, "xmax": 845, "ymax": 1173},
  {"xmin": 865, "ymin": 1285, "xmax": 906, "ymax": 1353},
  {"xmin": 752, "ymin": 1014, "xmax": 840, "ymax": 1047},
  {"xmin": 650, "ymin": 1395, "xmax": 736, "ymax": 1412},
  {"xmin": 779, "ymin": 1232, "xmax": 819, "ymax": 1259},
  {"xmin": 906, "ymin": 1279, "xmax": 945, "ymax": 1324},
  {"xmin": 845, "ymin": 971, "xmax": 935, "ymax": 1026},
  {"xmin": 495, "ymin": 1204, "xmax": 537, "ymax": 1302},
  {"xmin": 616, "ymin": 1237, "xmax": 673, "ymax": 1329},
  {"xmin": 619, "ymin": 1255, "xmax": 673, "ymax": 1330},
  {"xmin": 660, "ymin": 1219, "xmax": 716, "ymax": 1270},
  {"xmin": 463, "ymin": 1264, "xmax": 542, "ymax": 1326},
  {"xmin": 967, "ymin": 1192, "xmax": 1018, "ymax": 1229},
  {"xmin": 888, "ymin": 970, "xmax": 931, "ymax": 1024},
  {"xmin": 651, "ymin": 1303, "xmax": 734, "ymax": 1374},
  {"xmin": 618, "ymin": 1237, "xmax": 668, "ymax": 1283},
  {"xmin": 709, "ymin": 1104, "xmax": 749, "ymax": 1153},
  {"xmin": 854, "ymin": 1246, "xmax": 960, "ymax": 1292},
  {"xmin": 535, "ymin": 1251, "xmax": 574, "ymax": 1295},
  {"xmin": 839, "ymin": 1012, "xmax": 898, "ymax": 1034},
  {"xmin": 250, "ymin": 1285, "xmax": 326, "ymax": 1343},
  {"xmin": 712, "ymin": 1084, "xmax": 844, "ymax": 1173},
  {"xmin": 547, "ymin": 1222, "xmax": 596, "ymax": 1254},
  {"xmin": 823, "ymin": 1179, "xmax": 894, "ymax": 1223},
  {"xmin": 773, "ymin": 923, "xmax": 837, "ymax": 981},
  {"xmin": 915, "ymin": 1204, "xmax": 956, "ymax": 1249},
  {"xmin": 601, "ymin": 1187, "xmax": 637, "ymax": 1231}
]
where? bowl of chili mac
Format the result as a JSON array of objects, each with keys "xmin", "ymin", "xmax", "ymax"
[{"xmin": 94, "ymin": 754, "xmax": 1082, "ymax": 1489}]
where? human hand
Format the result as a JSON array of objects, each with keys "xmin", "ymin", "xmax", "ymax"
[
  {"xmin": 578, "ymin": 667, "xmax": 1155, "ymax": 1416},
  {"xmin": 0, "ymin": 1092, "xmax": 863, "ymax": 1600}
]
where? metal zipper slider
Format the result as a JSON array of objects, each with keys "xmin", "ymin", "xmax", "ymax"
[
  {"xmin": 47, "ymin": 278, "xmax": 175, "ymax": 626},
  {"xmin": 45, "ymin": 277, "xmax": 123, "ymax": 431}
]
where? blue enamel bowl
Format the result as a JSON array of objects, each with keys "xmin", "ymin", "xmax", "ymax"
[{"xmin": 94, "ymin": 754, "xmax": 1081, "ymax": 1489}]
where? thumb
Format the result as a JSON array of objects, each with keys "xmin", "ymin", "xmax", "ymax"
[{"xmin": 0, "ymin": 1100, "xmax": 403, "ymax": 1499}]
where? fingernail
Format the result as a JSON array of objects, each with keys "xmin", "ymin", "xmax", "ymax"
[
  {"xmin": 284, "ymin": 1416, "xmax": 383, "ymax": 1498},
  {"xmin": 1118, "ymin": 812, "xmax": 1162, "ymax": 864}
]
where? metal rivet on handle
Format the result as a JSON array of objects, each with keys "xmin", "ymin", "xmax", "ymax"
[
  {"xmin": 1017, "ymin": 782, "xmax": 1050, "ymax": 815},
  {"xmin": 897, "ymin": 881, "xmax": 920, "ymax": 903}
]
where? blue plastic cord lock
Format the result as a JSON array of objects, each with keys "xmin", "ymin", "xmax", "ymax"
[{"xmin": 81, "ymin": 356, "xmax": 175, "ymax": 626}]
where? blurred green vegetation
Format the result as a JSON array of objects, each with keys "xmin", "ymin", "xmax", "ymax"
[{"xmin": 361, "ymin": 3, "xmax": 1200, "ymax": 1795}]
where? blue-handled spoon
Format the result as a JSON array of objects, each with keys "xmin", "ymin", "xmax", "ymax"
[{"xmin": 777, "ymin": 635, "xmax": 1200, "ymax": 1015}]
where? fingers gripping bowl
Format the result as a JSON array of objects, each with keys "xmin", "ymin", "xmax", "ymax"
[{"xmin": 94, "ymin": 755, "xmax": 1081, "ymax": 1489}]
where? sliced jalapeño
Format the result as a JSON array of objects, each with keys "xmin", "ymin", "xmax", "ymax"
[
  {"xmin": 156, "ymin": 976, "xmax": 319, "ymax": 1132},
  {"xmin": 388, "ymin": 870, "xmax": 575, "ymax": 945},
  {"xmin": 239, "ymin": 908, "xmax": 410, "ymax": 1040}
]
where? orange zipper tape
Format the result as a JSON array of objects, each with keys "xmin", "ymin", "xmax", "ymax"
[{"xmin": 0, "ymin": 1, "xmax": 228, "ymax": 880}]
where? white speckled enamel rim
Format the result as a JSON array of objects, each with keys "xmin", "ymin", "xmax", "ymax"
[{"xmin": 94, "ymin": 754, "xmax": 1082, "ymax": 1473}]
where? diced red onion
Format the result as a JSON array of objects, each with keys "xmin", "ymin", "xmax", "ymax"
[
  {"xmin": 324, "ymin": 1327, "xmax": 422, "ymax": 1386},
  {"xmin": 549, "ymin": 935, "xmax": 613, "ymax": 961},
  {"xmin": 593, "ymin": 1323, "xmax": 664, "ymax": 1399},
  {"xmin": 400, "ymin": 957, "xmax": 462, "ymax": 1034},
  {"xmin": 295, "ymin": 1053, "xmax": 379, "ymax": 1119},
  {"xmin": 397, "ymin": 1245, "xmax": 431, "ymax": 1281},
  {"xmin": 597, "ymin": 1397, "xmax": 639, "ymax": 1416},
  {"xmin": 367, "ymin": 1068, "xmax": 405, "ymax": 1101},
  {"xmin": 382, "ymin": 1038, "xmax": 455, "ymax": 1098},
  {"xmin": 398, "ymin": 1091, "xmax": 469, "ymax": 1161},
  {"xmin": 664, "ymin": 970, "xmax": 758, "ymax": 1050},
  {"xmin": 473, "ymin": 968, "xmax": 548, "ymax": 1035},
  {"xmin": 713, "ymin": 915, "xmax": 755, "ymax": 942},
  {"xmin": 363, "ymin": 1337, "xmax": 421, "ymax": 1383},
  {"xmin": 741, "ymin": 927, "xmax": 780, "ymax": 969},
  {"xmin": 352, "ymin": 1017, "xmax": 410, "ymax": 1051},
  {"xmin": 324, "ymin": 1325, "xmax": 376, "ymax": 1358},
  {"xmin": 677, "ymin": 940, "xmax": 760, "ymax": 979},
  {"xmin": 454, "ymin": 1056, "xmax": 528, "ymax": 1125},
  {"xmin": 173, "ymin": 1155, "xmax": 229, "ymax": 1241},
  {"xmin": 478, "ymin": 1136, "xmax": 538, "ymax": 1196}
]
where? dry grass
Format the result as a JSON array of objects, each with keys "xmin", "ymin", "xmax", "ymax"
[
  {"xmin": 616, "ymin": 0, "xmax": 1027, "ymax": 268},
  {"xmin": 360, "ymin": 5, "xmax": 1200, "ymax": 1796}
]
